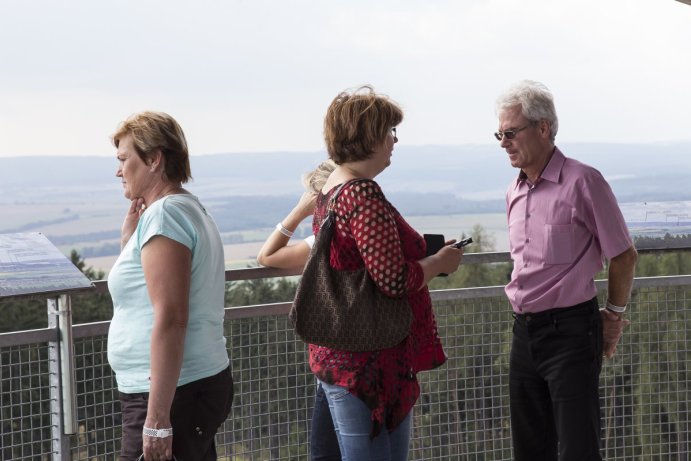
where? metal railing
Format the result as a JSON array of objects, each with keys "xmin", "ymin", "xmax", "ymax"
[{"xmin": 1, "ymin": 249, "xmax": 690, "ymax": 460}]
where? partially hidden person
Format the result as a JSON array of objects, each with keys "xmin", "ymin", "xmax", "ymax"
[{"xmin": 256, "ymin": 159, "xmax": 342, "ymax": 461}]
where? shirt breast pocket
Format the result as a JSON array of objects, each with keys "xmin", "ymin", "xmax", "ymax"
[{"xmin": 543, "ymin": 224, "xmax": 574, "ymax": 265}]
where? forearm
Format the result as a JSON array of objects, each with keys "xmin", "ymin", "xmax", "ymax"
[
  {"xmin": 121, "ymin": 221, "xmax": 137, "ymax": 249},
  {"xmin": 121, "ymin": 232, "xmax": 133, "ymax": 250},
  {"xmin": 607, "ymin": 246, "xmax": 638, "ymax": 308},
  {"xmin": 281, "ymin": 202, "xmax": 312, "ymax": 230},
  {"xmin": 418, "ymin": 246, "xmax": 463, "ymax": 289},
  {"xmin": 146, "ymin": 317, "xmax": 187, "ymax": 426},
  {"xmin": 419, "ymin": 254, "xmax": 447, "ymax": 286},
  {"xmin": 257, "ymin": 212, "xmax": 311, "ymax": 267}
]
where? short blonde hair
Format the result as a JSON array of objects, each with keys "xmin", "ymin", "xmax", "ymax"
[
  {"xmin": 112, "ymin": 111, "xmax": 192, "ymax": 183},
  {"xmin": 324, "ymin": 85, "xmax": 403, "ymax": 164},
  {"xmin": 301, "ymin": 159, "xmax": 336, "ymax": 193}
]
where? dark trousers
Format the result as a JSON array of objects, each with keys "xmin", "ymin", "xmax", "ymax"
[
  {"xmin": 311, "ymin": 382, "xmax": 342, "ymax": 461},
  {"xmin": 509, "ymin": 298, "xmax": 603, "ymax": 461},
  {"xmin": 119, "ymin": 366, "xmax": 234, "ymax": 461}
]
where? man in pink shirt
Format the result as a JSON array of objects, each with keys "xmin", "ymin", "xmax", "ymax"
[{"xmin": 495, "ymin": 80, "xmax": 637, "ymax": 461}]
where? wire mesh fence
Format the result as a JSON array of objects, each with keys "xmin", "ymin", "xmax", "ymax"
[
  {"xmin": 0, "ymin": 281, "xmax": 689, "ymax": 460},
  {"xmin": 0, "ymin": 343, "xmax": 54, "ymax": 460}
]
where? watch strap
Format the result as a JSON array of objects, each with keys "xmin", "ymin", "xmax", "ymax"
[{"xmin": 142, "ymin": 427, "xmax": 174, "ymax": 438}]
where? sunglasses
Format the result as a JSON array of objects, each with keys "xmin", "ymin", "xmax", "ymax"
[{"xmin": 494, "ymin": 122, "xmax": 536, "ymax": 141}]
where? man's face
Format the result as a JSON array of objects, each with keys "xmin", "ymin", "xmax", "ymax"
[{"xmin": 497, "ymin": 105, "xmax": 550, "ymax": 179}]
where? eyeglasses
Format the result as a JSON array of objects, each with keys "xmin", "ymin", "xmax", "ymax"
[
  {"xmin": 391, "ymin": 127, "xmax": 398, "ymax": 142},
  {"xmin": 494, "ymin": 122, "xmax": 534, "ymax": 141}
]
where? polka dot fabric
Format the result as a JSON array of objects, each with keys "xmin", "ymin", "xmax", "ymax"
[{"xmin": 309, "ymin": 179, "xmax": 447, "ymax": 437}]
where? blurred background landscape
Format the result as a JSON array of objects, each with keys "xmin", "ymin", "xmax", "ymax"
[{"xmin": 1, "ymin": 141, "xmax": 690, "ymax": 273}]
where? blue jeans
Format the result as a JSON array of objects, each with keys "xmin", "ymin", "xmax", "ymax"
[
  {"xmin": 311, "ymin": 382, "xmax": 342, "ymax": 460},
  {"xmin": 319, "ymin": 380, "xmax": 412, "ymax": 461}
]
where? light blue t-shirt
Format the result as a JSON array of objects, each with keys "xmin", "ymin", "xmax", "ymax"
[{"xmin": 107, "ymin": 194, "xmax": 229, "ymax": 393}]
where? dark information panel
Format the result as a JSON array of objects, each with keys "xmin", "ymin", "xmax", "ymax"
[{"xmin": 0, "ymin": 232, "xmax": 93, "ymax": 299}]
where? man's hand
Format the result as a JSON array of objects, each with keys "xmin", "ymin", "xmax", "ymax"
[{"xmin": 601, "ymin": 308, "xmax": 630, "ymax": 359}]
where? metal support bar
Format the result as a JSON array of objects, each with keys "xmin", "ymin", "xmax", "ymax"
[
  {"xmin": 48, "ymin": 297, "xmax": 67, "ymax": 459},
  {"xmin": 57, "ymin": 294, "xmax": 77, "ymax": 435},
  {"xmin": 47, "ymin": 295, "xmax": 77, "ymax": 460}
]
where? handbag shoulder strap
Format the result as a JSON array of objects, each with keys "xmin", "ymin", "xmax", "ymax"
[
  {"xmin": 320, "ymin": 178, "xmax": 369, "ymax": 229},
  {"xmin": 327, "ymin": 178, "xmax": 372, "ymax": 211},
  {"xmin": 319, "ymin": 178, "xmax": 378, "ymax": 232}
]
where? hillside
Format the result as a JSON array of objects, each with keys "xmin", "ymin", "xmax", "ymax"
[{"xmin": 1, "ymin": 142, "xmax": 690, "ymax": 261}]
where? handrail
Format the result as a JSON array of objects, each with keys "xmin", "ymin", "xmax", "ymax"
[
  {"xmin": 89, "ymin": 244, "xmax": 690, "ymax": 293},
  {"xmin": 0, "ymin": 326, "xmax": 57, "ymax": 347},
  {"xmin": 35, "ymin": 273, "xmax": 691, "ymax": 345}
]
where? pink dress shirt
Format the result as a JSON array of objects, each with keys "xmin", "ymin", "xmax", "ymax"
[{"xmin": 505, "ymin": 148, "xmax": 632, "ymax": 314}]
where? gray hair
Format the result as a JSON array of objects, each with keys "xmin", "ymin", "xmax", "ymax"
[{"xmin": 495, "ymin": 80, "xmax": 559, "ymax": 141}]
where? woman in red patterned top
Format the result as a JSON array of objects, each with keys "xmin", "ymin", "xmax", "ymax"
[{"xmin": 311, "ymin": 86, "xmax": 464, "ymax": 460}]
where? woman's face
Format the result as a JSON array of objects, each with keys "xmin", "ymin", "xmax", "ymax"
[
  {"xmin": 371, "ymin": 127, "xmax": 398, "ymax": 171},
  {"xmin": 115, "ymin": 133, "xmax": 153, "ymax": 200}
]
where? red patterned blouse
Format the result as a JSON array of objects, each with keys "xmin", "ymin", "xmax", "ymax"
[{"xmin": 309, "ymin": 179, "xmax": 447, "ymax": 437}]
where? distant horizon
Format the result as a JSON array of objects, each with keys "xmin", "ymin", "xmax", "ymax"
[
  {"xmin": 1, "ymin": 141, "xmax": 689, "ymax": 274},
  {"xmin": 2, "ymin": 139, "xmax": 691, "ymax": 159}
]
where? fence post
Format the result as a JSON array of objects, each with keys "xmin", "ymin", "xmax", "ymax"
[{"xmin": 48, "ymin": 294, "xmax": 77, "ymax": 460}]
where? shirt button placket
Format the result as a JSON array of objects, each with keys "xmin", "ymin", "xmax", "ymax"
[{"xmin": 524, "ymin": 185, "xmax": 532, "ymax": 269}]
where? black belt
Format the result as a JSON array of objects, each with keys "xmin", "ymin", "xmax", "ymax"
[{"xmin": 513, "ymin": 297, "xmax": 598, "ymax": 325}]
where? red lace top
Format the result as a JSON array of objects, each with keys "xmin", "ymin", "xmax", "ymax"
[{"xmin": 309, "ymin": 179, "xmax": 447, "ymax": 437}]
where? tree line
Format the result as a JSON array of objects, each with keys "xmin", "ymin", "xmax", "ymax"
[
  {"xmin": 2, "ymin": 230, "xmax": 690, "ymax": 332},
  {"xmin": 1, "ymin": 231, "xmax": 689, "ymax": 459}
]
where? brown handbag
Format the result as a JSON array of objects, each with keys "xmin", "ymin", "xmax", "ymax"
[{"xmin": 289, "ymin": 179, "xmax": 413, "ymax": 352}]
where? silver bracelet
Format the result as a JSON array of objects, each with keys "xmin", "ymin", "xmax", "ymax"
[
  {"xmin": 605, "ymin": 300, "xmax": 626, "ymax": 313},
  {"xmin": 142, "ymin": 426, "xmax": 173, "ymax": 438},
  {"xmin": 275, "ymin": 222, "xmax": 294, "ymax": 238}
]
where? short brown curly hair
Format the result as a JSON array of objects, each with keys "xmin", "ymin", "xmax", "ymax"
[
  {"xmin": 323, "ymin": 85, "xmax": 403, "ymax": 165},
  {"xmin": 112, "ymin": 111, "xmax": 192, "ymax": 183}
]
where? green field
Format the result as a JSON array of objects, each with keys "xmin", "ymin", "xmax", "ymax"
[{"xmin": 1, "ymin": 199, "xmax": 508, "ymax": 274}]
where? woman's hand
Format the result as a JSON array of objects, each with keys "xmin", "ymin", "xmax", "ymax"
[
  {"xmin": 419, "ymin": 242, "xmax": 463, "ymax": 286},
  {"xmin": 142, "ymin": 421, "xmax": 173, "ymax": 461},
  {"xmin": 294, "ymin": 191, "xmax": 317, "ymax": 221},
  {"xmin": 121, "ymin": 197, "xmax": 146, "ymax": 249},
  {"xmin": 435, "ymin": 244, "xmax": 463, "ymax": 275}
]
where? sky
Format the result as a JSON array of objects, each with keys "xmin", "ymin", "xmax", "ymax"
[{"xmin": 1, "ymin": 0, "xmax": 690, "ymax": 157}]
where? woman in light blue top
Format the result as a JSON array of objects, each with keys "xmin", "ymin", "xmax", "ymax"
[{"xmin": 107, "ymin": 111, "xmax": 232, "ymax": 461}]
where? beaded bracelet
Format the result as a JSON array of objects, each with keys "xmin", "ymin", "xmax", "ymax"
[{"xmin": 276, "ymin": 222, "xmax": 294, "ymax": 238}]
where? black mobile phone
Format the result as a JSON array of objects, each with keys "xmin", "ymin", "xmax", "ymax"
[
  {"xmin": 423, "ymin": 234, "xmax": 446, "ymax": 256},
  {"xmin": 451, "ymin": 237, "xmax": 473, "ymax": 249},
  {"xmin": 423, "ymin": 234, "xmax": 449, "ymax": 276}
]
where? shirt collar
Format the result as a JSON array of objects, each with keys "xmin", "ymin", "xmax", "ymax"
[{"xmin": 514, "ymin": 147, "xmax": 565, "ymax": 189}]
